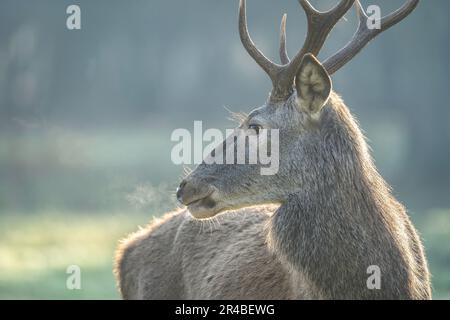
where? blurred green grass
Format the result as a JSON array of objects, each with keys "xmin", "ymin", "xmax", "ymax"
[
  {"xmin": 0, "ymin": 210, "xmax": 449, "ymax": 299},
  {"xmin": 0, "ymin": 212, "xmax": 149, "ymax": 299},
  {"xmin": 414, "ymin": 209, "xmax": 450, "ymax": 299}
]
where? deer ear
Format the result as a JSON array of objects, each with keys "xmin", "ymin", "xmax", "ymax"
[{"xmin": 295, "ymin": 54, "xmax": 332, "ymax": 114}]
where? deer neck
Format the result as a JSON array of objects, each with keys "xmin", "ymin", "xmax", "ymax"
[{"xmin": 268, "ymin": 128, "xmax": 412, "ymax": 299}]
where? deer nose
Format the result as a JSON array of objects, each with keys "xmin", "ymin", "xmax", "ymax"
[
  {"xmin": 176, "ymin": 180, "xmax": 187, "ymax": 203},
  {"xmin": 176, "ymin": 179, "xmax": 213, "ymax": 206}
]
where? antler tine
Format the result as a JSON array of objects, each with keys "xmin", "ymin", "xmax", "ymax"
[
  {"xmin": 283, "ymin": 0, "xmax": 355, "ymax": 97},
  {"xmin": 239, "ymin": 0, "xmax": 282, "ymax": 85},
  {"xmin": 298, "ymin": 0, "xmax": 355, "ymax": 57},
  {"xmin": 279, "ymin": 14, "xmax": 290, "ymax": 65},
  {"xmin": 323, "ymin": 0, "xmax": 420, "ymax": 75}
]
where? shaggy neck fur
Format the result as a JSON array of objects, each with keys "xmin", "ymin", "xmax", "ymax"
[{"xmin": 269, "ymin": 93, "xmax": 431, "ymax": 299}]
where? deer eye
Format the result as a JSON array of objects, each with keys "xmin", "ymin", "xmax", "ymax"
[{"xmin": 248, "ymin": 124, "xmax": 262, "ymax": 135}]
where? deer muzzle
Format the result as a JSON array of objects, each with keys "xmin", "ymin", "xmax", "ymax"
[{"xmin": 177, "ymin": 178, "xmax": 218, "ymax": 218}]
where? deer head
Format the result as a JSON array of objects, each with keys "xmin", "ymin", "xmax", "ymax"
[{"xmin": 176, "ymin": 0, "xmax": 419, "ymax": 219}]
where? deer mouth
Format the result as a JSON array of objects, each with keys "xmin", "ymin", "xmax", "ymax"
[
  {"xmin": 186, "ymin": 192, "xmax": 220, "ymax": 219},
  {"xmin": 187, "ymin": 196, "xmax": 216, "ymax": 209}
]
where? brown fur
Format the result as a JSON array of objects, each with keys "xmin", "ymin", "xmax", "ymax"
[
  {"xmin": 115, "ymin": 93, "xmax": 431, "ymax": 300},
  {"xmin": 115, "ymin": 1, "xmax": 430, "ymax": 300},
  {"xmin": 115, "ymin": 205, "xmax": 301, "ymax": 299}
]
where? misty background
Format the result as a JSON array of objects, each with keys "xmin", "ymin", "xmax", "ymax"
[{"xmin": 0, "ymin": 0, "xmax": 449, "ymax": 299}]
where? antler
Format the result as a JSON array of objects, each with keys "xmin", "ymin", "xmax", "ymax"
[
  {"xmin": 323, "ymin": 0, "xmax": 419, "ymax": 75},
  {"xmin": 240, "ymin": 0, "xmax": 419, "ymax": 101},
  {"xmin": 279, "ymin": 14, "xmax": 290, "ymax": 65},
  {"xmin": 239, "ymin": 0, "xmax": 305, "ymax": 101},
  {"xmin": 297, "ymin": 0, "xmax": 355, "ymax": 59},
  {"xmin": 279, "ymin": 0, "xmax": 354, "ymax": 64},
  {"xmin": 241, "ymin": 0, "xmax": 354, "ymax": 101}
]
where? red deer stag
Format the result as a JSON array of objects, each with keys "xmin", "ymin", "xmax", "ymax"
[{"xmin": 115, "ymin": 0, "xmax": 431, "ymax": 299}]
